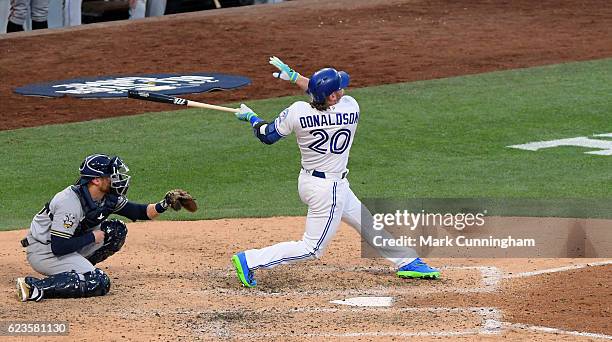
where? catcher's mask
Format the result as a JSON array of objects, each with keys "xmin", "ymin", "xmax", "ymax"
[
  {"xmin": 307, "ymin": 67, "xmax": 350, "ymax": 104},
  {"xmin": 78, "ymin": 154, "xmax": 131, "ymax": 196}
]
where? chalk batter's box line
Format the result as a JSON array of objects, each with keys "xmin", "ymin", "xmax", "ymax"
[
  {"xmin": 503, "ymin": 260, "xmax": 612, "ymax": 279},
  {"xmin": 503, "ymin": 322, "xmax": 612, "ymax": 340},
  {"xmin": 184, "ymin": 307, "xmax": 610, "ymax": 340},
  {"xmin": 164, "ymin": 306, "xmax": 503, "ymax": 338}
]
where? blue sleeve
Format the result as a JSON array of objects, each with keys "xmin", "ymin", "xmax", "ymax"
[
  {"xmin": 252, "ymin": 121, "xmax": 283, "ymax": 145},
  {"xmin": 115, "ymin": 201, "xmax": 149, "ymax": 221},
  {"xmin": 51, "ymin": 232, "xmax": 95, "ymax": 256}
]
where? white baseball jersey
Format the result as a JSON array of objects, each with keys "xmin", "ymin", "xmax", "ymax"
[{"xmin": 273, "ymin": 95, "xmax": 360, "ymax": 173}]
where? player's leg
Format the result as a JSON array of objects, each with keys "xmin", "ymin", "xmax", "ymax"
[
  {"xmin": 0, "ymin": 0, "xmax": 11, "ymax": 33},
  {"xmin": 61, "ymin": 0, "xmax": 80, "ymax": 26},
  {"xmin": 341, "ymin": 187, "xmax": 440, "ymax": 279},
  {"xmin": 30, "ymin": 0, "xmax": 47, "ymax": 29},
  {"xmin": 17, "ymin": 268, "xmax": 110, "ymax": 301},
  {"xmin": 144, "ymin": 0, "xmax": 165, "ymax": 17},
  {"xmin": 26, "ymin": 237, "xmax": 97, "ymax": 275},
  {"xmin": 233, "ymin": 175, "xmax": 348, "ymax": 287},
  {"xmin": 17, "ymin": 240, "xmax": 111, "ymax": 301},
  {"xmin": 7, "ymin": 0, "xmax": 26, "ymax": 31},
  {"xmin": 340, "ymin": 187, "xmax": 416, "ymax": 267},
  {"xmin": 242, "ymin": 178, "xmax": 348, "ymax": 268},
  {"xmin": 129, "ymin": 0, "xmax": 145, "ymax": 19}
]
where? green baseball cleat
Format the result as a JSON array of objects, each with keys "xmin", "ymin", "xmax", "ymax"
[
  {"xmin": 231, "ymin": 252, "xmax": 257, "ymax": 288},
  {"xmin": 396, "ymin": 258, "xmax": 440, "ymax": 279}
]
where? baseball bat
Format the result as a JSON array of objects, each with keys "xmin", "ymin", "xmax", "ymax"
[{"xmin": 127, "ymin": 89, "xmax": 239, "ymax": 113}]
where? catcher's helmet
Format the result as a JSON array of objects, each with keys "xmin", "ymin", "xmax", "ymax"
[
  {"xmin": 78, "ymin": 154, "xmax": 131, "ymax": 196},
  {"xmin": 307, "ymin": 68, "xmax": 350, "ymax": 104}
]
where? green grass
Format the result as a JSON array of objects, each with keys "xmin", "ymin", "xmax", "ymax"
[{"xmin": 1, "ymin": 59, "xmax": 611, "ymax": 230}]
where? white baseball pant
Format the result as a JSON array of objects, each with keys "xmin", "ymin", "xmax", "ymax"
[{"xmin": 244, "ymin": 170, "xmax": 417, "ymax": 270}]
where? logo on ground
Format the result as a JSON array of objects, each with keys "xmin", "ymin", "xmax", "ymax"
[
  {"xmin": 508, "ymin": 133, "xmax": 612, "ymax": 156},
  {"xmin": 14, "ymin": 73, "xmax": 251, "ymax": 99}
]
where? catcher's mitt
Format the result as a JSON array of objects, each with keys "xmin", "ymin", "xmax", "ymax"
[{"xmin": 164, "ymin": 189, "xmax": 198, "ymax": 212}]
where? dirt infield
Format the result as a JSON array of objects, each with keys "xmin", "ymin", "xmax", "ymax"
[
  {"xmin": 0, "ymin": 0, "xmax": 611, "ymax": 130},
  {"xmin": 1, "ymin": 0, "xmax": 611, "ymax": 340},
  {"xmin": 1, "ymin": 219, "xmax": 611, "ymax": 340}
]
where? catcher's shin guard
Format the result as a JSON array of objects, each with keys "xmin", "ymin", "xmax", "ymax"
[
  {"xmin": 29, "ymin": 269, "xmax": 111, "ymax": 299},
  {"xmin": 87, "ymin": 220, "xmax": 128, "ymax": 265}
]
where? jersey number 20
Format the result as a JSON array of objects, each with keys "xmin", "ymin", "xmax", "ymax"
[{"xmin": 308, "ymin": 129, "xmax": 352, "ymax": 154}]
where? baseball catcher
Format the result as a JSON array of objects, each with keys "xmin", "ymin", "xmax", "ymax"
[{"xmin": 16, "ymin": 154, "xmax": 197, "ymax": 302}]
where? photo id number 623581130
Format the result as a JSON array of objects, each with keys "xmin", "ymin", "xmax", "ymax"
[{"xmin": 0, "ymin": 321, "xmax": 69, "ymax": 336}]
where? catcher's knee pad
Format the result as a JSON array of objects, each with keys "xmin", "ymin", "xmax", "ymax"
[
  {"xmin": 30, "ymin": 268, "xmax": 111, "ymax": 299},
  {"xmin": 83, "ymin": 268, "xmax": 111, "ymax": 296},
  {"xmin": 87, "ymin": 220, "xmax": 128, "ymax": 265}
]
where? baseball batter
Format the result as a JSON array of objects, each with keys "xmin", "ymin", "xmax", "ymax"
[
  {"xmin": 16, "ymin": 154, "xmax": 196, "ymax": 302},
  {"xmin": 231, "ymin": 57, "xmax": 440, "ymax": 287}
]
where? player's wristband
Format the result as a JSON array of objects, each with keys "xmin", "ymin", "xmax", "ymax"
[
  {"xmin": 289, "ymin": 71, "xmax": 300, "ymax": 83},
  {"xmin": 249, "ymin": 114, "xmax": 264, "ymax": 127},
  {"xmin": 155, "ymin": 200, "xmax": 169, "ymax": 213}
]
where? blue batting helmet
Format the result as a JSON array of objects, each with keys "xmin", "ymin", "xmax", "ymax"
[
  {"xmin": 307, "ymin": 68, "xmax": 350, "ymax": 103},
  {"xmin": 78, "ymin": 154, "xmax": 131, "ymax": 196}
]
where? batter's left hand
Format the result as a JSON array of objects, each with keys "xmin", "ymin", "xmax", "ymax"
[{"xmin": 235, "ymin": 104, "xmax": 258, "ymax": 122}]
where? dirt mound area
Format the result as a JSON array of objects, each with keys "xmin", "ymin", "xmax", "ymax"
[
  {"xmin": 501, "ymin": 265, "xmax": 612, "ymax": 335},
  {"xmin": 1, "ymin": 218, "xmax": 610, "ymax": 340},
  {"xmin": 1, "ymin": 0, "xmax": 611, "ymax": 130}
]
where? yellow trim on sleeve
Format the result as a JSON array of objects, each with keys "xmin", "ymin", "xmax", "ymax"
[{"xmin": 50, "ymin": 230, "xmax": 73, "ymax": 239}]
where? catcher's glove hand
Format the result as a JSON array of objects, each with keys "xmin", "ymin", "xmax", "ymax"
[
  {"xmin": 100, "ymin": 219, "xmax": 128, "ymax": 248},
  {"xmin": 164, "ymin": 189, "xmax": 198, "ymax": 212}
]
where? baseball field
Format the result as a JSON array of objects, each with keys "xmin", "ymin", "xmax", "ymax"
[{"xmin": 1, "ymin": 0, "xmax": 611, "ymax": 340}]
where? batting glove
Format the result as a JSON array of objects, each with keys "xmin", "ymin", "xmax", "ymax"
[
  {"xmin": 235, "ymin": 104, "xmax": 258, "ymax": 122},
  {"xmin": 269, "ymin": 56, "xmax": 300, "ymax": 83}
]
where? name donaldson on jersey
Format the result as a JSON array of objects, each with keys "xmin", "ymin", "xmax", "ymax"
[{"xmin": 299, "ymin": 112, "xmax": 360, "ymax": 129}]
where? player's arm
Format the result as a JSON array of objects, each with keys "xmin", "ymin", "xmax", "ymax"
[
  {"xmin": 114, "ymin": 191, "xmax": 196, "ymax": 221},
  {"xmin": 113, "ymin": 201, "xmax": 162, "ymax": 221},
  {"xmin": 49, "ymin": 210, "xmax": 104, "ymax": 256},
  {"xmin": 235, "ymin": 104, "xmax": 285, "ymax": 145},
  {"xmin": 269, "ymin": 56, "xmax": 309, "ymax": 92}
]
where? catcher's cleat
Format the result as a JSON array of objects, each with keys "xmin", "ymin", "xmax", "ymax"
[
  {"xmin": 397, "ymin": 258, "xmax": 440, "ymax": 279},
  {"xmin": 16, "ymin": 277, "xmax": 43, "ymax": 302},
  {"xmin": 231, "ymin": 252, "xmax": 256, "ymax": 288}
]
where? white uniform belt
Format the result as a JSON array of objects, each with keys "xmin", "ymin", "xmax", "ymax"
[{"xmin": 301, "ymin": 167, "xmax": 348, "ymax": 180}]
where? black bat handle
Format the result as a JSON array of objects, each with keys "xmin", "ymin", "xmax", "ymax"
[{"xmin": 127, "ymin": 89, "xmax": 188, "ymax": 106}]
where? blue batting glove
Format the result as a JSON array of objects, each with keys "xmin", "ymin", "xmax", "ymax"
[
  {"xmin": 235, "ymin": 104, "xmax": 258, "ymax": 122},
  {"xmin": 269, "ymin": 56, "xmax": 300, "ymax": 83}
]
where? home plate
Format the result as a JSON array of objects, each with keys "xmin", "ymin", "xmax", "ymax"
[{"xmin": 330, "ymin": 296, "xmax": 394, "ymax": 307}]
